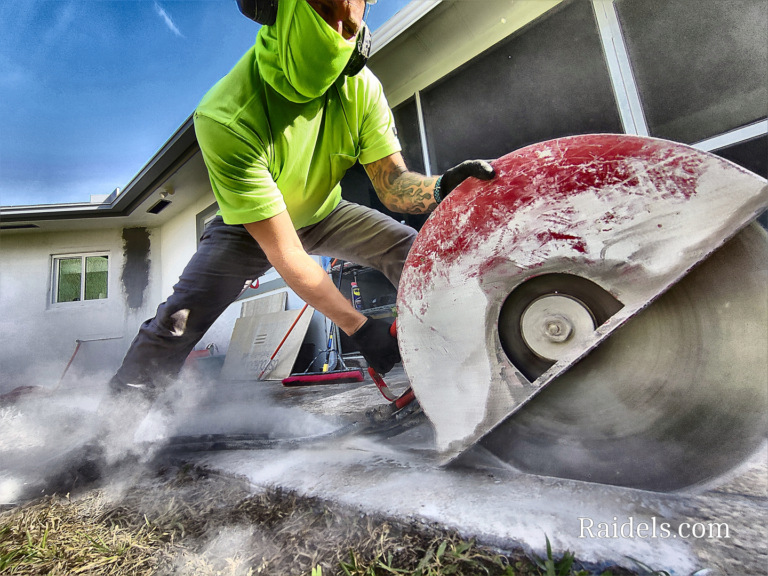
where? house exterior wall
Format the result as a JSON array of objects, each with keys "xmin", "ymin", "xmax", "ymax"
[
  {"xmin": 0, "ymin": 226, "xmax": 161, "ymax": 392},
  {"xmin": 374, "ymin": 0, "xmax": 767, "ymax": 214},
  {"xmin": 0, "ymin": 188, "xmax": 328, "ymax": 392},
  {"xmin": 156, "ymin": 191, "xmax": 217, "ymax": 302}
]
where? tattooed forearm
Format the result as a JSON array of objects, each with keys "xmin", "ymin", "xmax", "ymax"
[{"xmin": 364, "ymin": 154, "xmax": 438, "ymax": 214}]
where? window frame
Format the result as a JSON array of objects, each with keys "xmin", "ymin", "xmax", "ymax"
[
  {"xmin": 51, "ymin": 251, "xmax": 111, "ymax": 305},
  {"xmin": 195, "ymin": 202, "xmax": 219, "ymax": 247}
]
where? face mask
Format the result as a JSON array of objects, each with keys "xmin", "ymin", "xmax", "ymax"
[{"xmin": 256, "ymin": 0, "xmax": 356, "ymax": 103}]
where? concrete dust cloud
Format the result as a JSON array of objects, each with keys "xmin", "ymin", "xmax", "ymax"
[
  {"xmin": 170, "ymin": 525, "xmax": 263, "ymax": 576},
  {"xmin": 153, "ymin": 372, "xmax": 339, "ymax": 441},
  {"xmin": 0, "ymin": 364, "xmax": 340, "ymax": 505},
  {"xmin": 1, "ymin": 368, "xmax": 117, "ymax": 503}
]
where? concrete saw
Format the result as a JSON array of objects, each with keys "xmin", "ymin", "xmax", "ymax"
[{"xmin": 397, "ymin": 134, "xmax": 767, "ymax": 492}]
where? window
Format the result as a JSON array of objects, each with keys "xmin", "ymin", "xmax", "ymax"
[
  {"xmin": 615, "ymin": 0, "xmax": 768, "ymax": 144},
  {"xmin": 420, "ymin": 0, "xmax": 623, "ymax": 174},
  {"xmin": 713, "ymin": 135, "xmax": 768, "ymax": 179},
  {"xmin": 713, "ymin": 134, "xmax": 768, "ymax": 229},
  {"xmin": 196, "ymin": 202, "xmax": 219, "ymax": 246},
  {"xmin": 53, "ymin": 254, "xmax": 109, "ymax": 303}
]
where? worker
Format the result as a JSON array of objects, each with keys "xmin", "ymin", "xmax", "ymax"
[{"xmin": 107, "ymin": 0, "xmax": 495, "ymax": 407}]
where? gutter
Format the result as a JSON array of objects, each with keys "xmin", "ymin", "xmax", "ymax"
[{"xmin": 0, "ymin": 115, "xmax": 198, "ymax": 224}]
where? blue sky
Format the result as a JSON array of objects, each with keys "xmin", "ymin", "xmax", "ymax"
[{"xmin": 0, "ymin": 0, "xmax": 410, "ymax": 207}]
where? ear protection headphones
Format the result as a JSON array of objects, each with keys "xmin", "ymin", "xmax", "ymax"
[{"xmin": 236, "ymin": 0, "xmax": 372, "ymax": 77}]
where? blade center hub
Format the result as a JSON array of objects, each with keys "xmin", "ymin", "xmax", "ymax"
[
  {"xmin": 543, "ymin": 315, "xmax": 573, "ymax": 342},
  {"xmin": 520, "ymin": 295, "xmax": 596, "ymax": 362}
]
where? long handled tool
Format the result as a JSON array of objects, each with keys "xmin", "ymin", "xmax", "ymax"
[
  {"xmin": 256, "ymin": 302, "xmax": 310, "ymax": 380},
  {"xmin": 282, "ymin": 260, "xmax": 364, "ymax": 386}
]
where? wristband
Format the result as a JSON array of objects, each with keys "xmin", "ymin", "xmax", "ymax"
[{"xmin": 433, "ymin": 175, "xmax": 444, "ymax": 205}]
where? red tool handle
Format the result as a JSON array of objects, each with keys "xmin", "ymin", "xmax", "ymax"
[
  {"xmin": 368, "ymin": 319, "xmax": 414, "ymax": 408},
  {"xmin": 257, "ymin": 303, "xmax": 309, "ymax": 380},
  {"xmin": 368, "ymin": 366, "xmax": 396, "ymax": 401}
]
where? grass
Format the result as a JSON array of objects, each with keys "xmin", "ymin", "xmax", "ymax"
[
  {"xmin": 0, "ymin": 492, "xmax": 168, "ymax": 575},
  {"xmin": 334, "ymin": 535, "xmax": 625, "ymax": 576},
  {"xmin": 1, "ymin": 464, "xmax": 640, "ymax": 576}
]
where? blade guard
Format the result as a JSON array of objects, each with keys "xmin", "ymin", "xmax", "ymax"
[{"xmin": 397, "ymin": 134, "xmax": 767, "ymax": 461}]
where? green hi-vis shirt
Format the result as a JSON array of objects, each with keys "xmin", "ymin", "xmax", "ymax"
[{"xmin": 194, "ymin": 47, "xmax": 401, "ymax": 230}]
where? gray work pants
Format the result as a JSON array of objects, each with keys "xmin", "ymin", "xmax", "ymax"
[{"xmin": 111, "ymin": 201, "xmax": 416, "ymax": 393}]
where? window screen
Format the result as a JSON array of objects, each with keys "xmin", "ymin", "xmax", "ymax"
[
  {"xmin": 57, "ymin": 258, "xmax": 82, "ymax": 303},
  {"xmin": 84, "ymin": 256, "xmax": 109, "ymax": 300},
  {"xmin": 392, "ymin": 97, "xmax": 425, "ymax": 174},
  {"xmin": 713, "ymin": 135, "xmax": 768, "ymax": 229},
  {"xmin": 615, "ymin": 0, "xmax": 768, "ymax": 144},
  {"xmin": 714, "ymin": 135, "xmax": 768, "ymax": 179},
  {"xmin": 420, "ymin": 0, "xmax": 623, "ymax": 173},
  {"xmin": 54, "ymin": 255, "xmax": 108, "ymax": 303}
]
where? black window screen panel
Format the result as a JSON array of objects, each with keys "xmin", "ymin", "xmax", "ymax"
[
  {"xmin": 615, "ymin": 0, "xmax": 768, "ymax": 144},
  {"xmin": 420, "ymin": 0, "xmax": 623, "ymax": 174},
  {"xmin": 712, "ymin": 135, "xmax": 768, "ymax": 228},
  {"xmin": 392, "ymin": 97, "xmax": 425, "ymax": 174},
  {"xmin": 714, "ymin": 135, "xmax": 768, "ymax": 179}
]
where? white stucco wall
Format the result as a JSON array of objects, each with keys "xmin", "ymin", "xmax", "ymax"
[
  {"xmin": 0, "ymin": 192, "xmax": 330, "ymax": 392},
  {"xmin": 0, "ymin": 227, "xmax": 161, "ymax": 392}
]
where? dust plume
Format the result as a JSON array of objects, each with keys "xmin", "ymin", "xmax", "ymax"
[{"xmin": 0, "ymin": 364, "xmax": 339, "ymax": 505}]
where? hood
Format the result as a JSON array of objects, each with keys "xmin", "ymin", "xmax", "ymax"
[{"xmin": 255, "ymin": 0, "xmax": 355, "ymax": 103}]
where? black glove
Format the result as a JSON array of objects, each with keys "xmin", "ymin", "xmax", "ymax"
[
  {"xmin": 436, "ymin": 159, "xmax": 496, "ymax": 203},
  {"xmin": 349, "ymin": 318, "xmax": 400, "ymax": 375}
]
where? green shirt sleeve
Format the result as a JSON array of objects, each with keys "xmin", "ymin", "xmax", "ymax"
[
  {"xmin": 357, "ymin": 72, "xmax": 402, "ymax": 165},
  {"xmin": 194, "ymin": 112, "xmax": 287, "ymax": 225}
]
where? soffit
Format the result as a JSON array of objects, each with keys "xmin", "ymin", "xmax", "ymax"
[{"xmin": 369, "ymin": 0, "xmax": 564, "ymax": 107}]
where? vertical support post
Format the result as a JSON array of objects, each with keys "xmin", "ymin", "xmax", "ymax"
[
  {"xmin": 592, "ymin": 0, "xmax": 649, "ymax": 136},
  {"xmin": 414, "ymin": 90, "xmax": 433, "ymax": 176}
]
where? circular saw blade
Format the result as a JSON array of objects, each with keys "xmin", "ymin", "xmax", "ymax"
[
  {"xmin": 398, "ymin": 134, "xmax": 767, "ymax": 476},
  {"xmin": 480, "ymin": 223, "xmax": 768, "ymax": 491}
]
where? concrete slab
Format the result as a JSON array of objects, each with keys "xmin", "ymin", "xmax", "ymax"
[
  {"xmin": 166, "ymin": 368, "xmax": 767, "ymax": 576},
  {"xmin": 5, "ymin": 366, "xmax": 763, "ymax": 575},
  {"xmin": 240, "ymin": 292, "xmax": 287, "ymax": 318}
]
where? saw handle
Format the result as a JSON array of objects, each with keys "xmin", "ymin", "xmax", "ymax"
[
  {"xmin": 368, "ymin": 319, "xmax": 413, "ymax": 409},
  {"xmin": 368, "ymin": 366, "xmax": 396, "ymax": 401}
]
